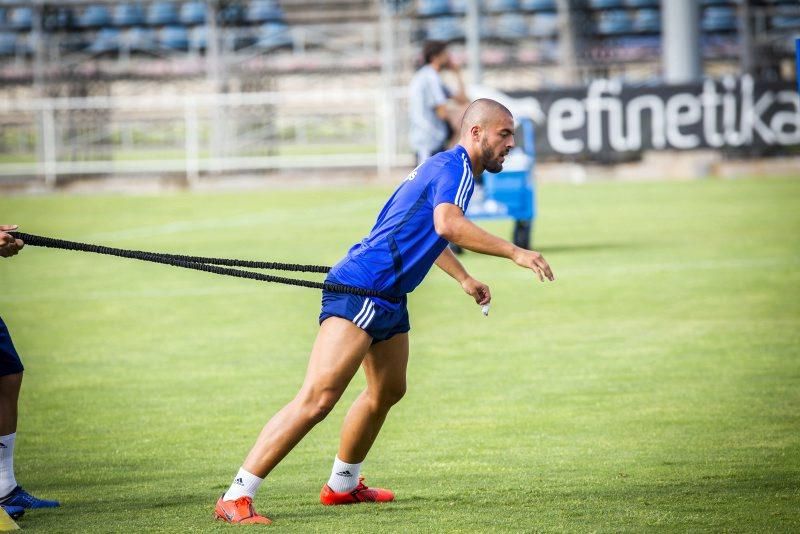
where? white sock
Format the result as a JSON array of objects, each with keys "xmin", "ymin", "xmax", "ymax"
[
  {"xmin": 0, "ymin": 433, "xmax": 17, "ymax": 498},
  {"xmin": 326, "ymin": 456, "xmax": 361, "ymax": 493},
  {"xmin": 223, "ymin": 467, "xmax": 263, "ymax": 501}
]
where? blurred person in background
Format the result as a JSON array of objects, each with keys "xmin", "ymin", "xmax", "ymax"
[
  {"xmin": 408, "ymin": 40, "xmax": 469, "ymax": 165},
  {"xmin": 0, "ymin": 225, "xmax": 60, "ymax": 521}
]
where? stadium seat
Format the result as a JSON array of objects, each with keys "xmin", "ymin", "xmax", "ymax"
[
  {"xmin": 160, "ymin": 25, "xmax": 189, "ymax": 50},
  {"xmin": 701, "ymin": 7, "xmax": 737, "ymax": 32},
  {"xmin": 771, "ymin": 5, "xmax": 800, "ymax": 29},
  {"xmin": 417, "ymin": 0, "xmax": 451, "ymax": 17},
  {"xmin": 529, "ymin": 12, "xmax": 558, "ymax": 37},
  {"xmin": 126, "ymin": 27, "xmax": 157, "ymax": 53},
  {"xmin": 700, "ymin": 0, "xmax": 729, "ymax": 5},
  {"xmin": 180, "ymin": 1, "xmax": 207, "ymax": 26},
  {"xmin": 486, "ymin": 0, "xmax": 520, "ymax": 13},
  {"xmin": 616, "ymin": 35, "xmax": 660, "ymax": 60},
  {"xmin": 589, "ymin": 0, "xmax": 626, "ymax": 9},
  {"xmin": 254, "ymin": 22, "xmax": 292, "ymax": 50},
  {"xmin": 596, "ymin": 10, "xmax": 634, "ymax": 35},
  {"xmin": 77, "ymin": 5, "xmax": 111, "ymax": 29},
  {"xmin": 113, "ymin": 3, "xmax": 146, "ymax": 27},
  {"xmin": 43, "ymin": 7, "xmax": 74, "ymax": 32},
  {"xmin": 449, "ymin": 0, "xmax": 466, "ymax": 15},
  {"xmin": 0, "ymin": 32, "xmax": 16, "ymax": 56},
  {"xmin": 625, "ymin": 0, "xmax": 659, "ymax": 6},
  {"xmin": 520, "ymin": 0, "xmax": 556, "ymax": 11},
  {"xmin": 425, "ymin": 16, "xmax": 464, "ymax": 41},
  {"xmin": 189, "ymin": 25, "xmax": 207, "ymax": 51},
  {"xmin": 89, "ymin": 27, "xmax": 120, "ymax": 54},
  {"xmin": 147, "ymin": 1, "xmax": 179, "ymax": 26},
  {"xmin": 632, "ymin": 8, "xmax": 660, "ymax": 33},
  {"xmin": 218, "ymin": 3, "xmax": 245, "ymax": 25},
  {"xmin": 8, "ymin": 7, "xmax": 32, "ymax": 31},
  {"xmin": 493, "ymin": 13, "xmax": 528, "ymax": 39},
  {"xmin": 245, "ymin": 0, "xmax": 284, "ymax": 23}
]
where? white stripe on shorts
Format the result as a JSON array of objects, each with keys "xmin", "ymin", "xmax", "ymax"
[
  {"xmin": 359, "ymin": 303, "xmax": 377, "ymax": 329},
  {"xmin": 353, "ymin": 298, "xmax": 371, "ymax": 326}
]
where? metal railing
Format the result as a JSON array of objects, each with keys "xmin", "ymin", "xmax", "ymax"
[{"xmin": 0, "ymin": 87, "xmax": 413, "ymax": 186}]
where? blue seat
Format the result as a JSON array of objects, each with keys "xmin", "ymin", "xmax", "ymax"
[
  {"xmin": 596, "ymin": 10, "xmax": 633, "ymax": 35},
  {"xmin": 493, "ymin": 13, "xmax": 527, "ymax": 39},
  {"xmin": 633, "ymin": 8, "xmax": 660, "ymax": 33},
  {"xmin": 0, "ymin": 32, "xmax": 16, "ymax": 56},
  {"xmin": 189, "ymin": 25, "xmax": 206, "ymax": 50},
  {"xmin": 771, "ymin": 5, "xmax": 800, "ymax": 29},
  {"xmin": 529, "ymin": 12, "xmax": 558, "ymax": 37},
  {"xmin": 701, "ymin": 7, "xmax": 737, "ymax": 32},
  {"xmin": 127, "ymin": 27, "xmax": 157, "ymax": 52},
  {"xmin": 246, "ymin": 0, "xmax": 283, "ymax": 23},
  {"xmin": 8, "ymin": 7, "xmax": 32, "ymax": 31},
  {"xmin": 255, "ymin": 22, "xmax": 292, "ymax": 50},
  {"xmin": 147, "ymin": 1, "xmax": 179, "ymax": 26},
  {"xmin": 89, "ymin": 28, "xmax": 120, "ymax": 53},
  {"xmin": 113, "ymin": 3, "xmax": 145, "ymax": 26},
  {"xmin": 520, "ymin": 0, "xmax": 556, "ymax": 11},
  {"xmin": 160, "ymin": 25, "xmax": 189, "ymax": 50},
  {"xmin": 43, "ymin": 7, "xmax": 74, "ymax": 31},
  {"xmin": 426, "ymin": 16, "xmax": 464, "ymax": 41},
  {"xmin": 417, "ymin": 0, "xmax": 451, "ymax": 17},
  {"xmin": 701, "ymin": 0, "xmax": 729, "ymax": 5},
  {"xmin": 77, "ymin": 5, "xmax": 111, "ymax": 28},
  {"xmin": 486, "ymin": 0, "xmax": 519, "ymax": 13},
  {"xmin": 218, "ymin": 3, "xmax": 245, "ymax": 24},
  {"xmin": 625, "ymin": 0, "xmax": 659, "ymax": 6},
  {"xmin": 449, "ymin": 0, "xmax": 467, "ymax": 15},
  {"xmin": 589, "ymin": 0, "xmax": 625, "ymax": 8},
  {"xmin": 180, "ymin": 1, "xmax": 206, "ymax": 25}
]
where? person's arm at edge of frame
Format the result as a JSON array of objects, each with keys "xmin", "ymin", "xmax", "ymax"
[
  {"xmin": 434, "ymin": 246, "xmax": 491, "ymax": 306},
  {"xmin": 433, "ymin": 203, "xmax": 555, "ymax": 283},
  {"xmin": 0, "ymin": 225, "xmax": 24, "ymax": 258}
]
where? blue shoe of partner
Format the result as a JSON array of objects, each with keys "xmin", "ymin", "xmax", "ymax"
[
  {"xmin": 0, "ymin": 486, "xmax": 60, "ymax": 509},
  {"xmin": 1, "ymin": 503, "xmax": 24, "ymax": 519}
]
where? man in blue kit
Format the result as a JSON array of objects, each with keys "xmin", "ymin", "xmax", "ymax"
[
  {"xmin": 215, "ymin": 99, "xmax": 555, "ymax": 524},
  {"xmin": 0, "ymin": 226, "xmax": 60, "ymax": 521}
]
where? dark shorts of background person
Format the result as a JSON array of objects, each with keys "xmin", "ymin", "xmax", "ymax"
[
  {"xmin": 0, "ymin": 317, "xmax": 24, "ymax": 376},
  {"xmin": 319, "ymin": 289, "xmax": 410, "ymax": 344}
]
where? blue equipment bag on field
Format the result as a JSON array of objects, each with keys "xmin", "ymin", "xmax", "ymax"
[{"xmin": 466, "ymin": 117, "xmax": 536, "ymax": 249}]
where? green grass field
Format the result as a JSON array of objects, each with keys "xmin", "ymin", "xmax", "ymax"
[{"xmin": 1, "ymin": 176, "xmax": 798, "ymax": 533}]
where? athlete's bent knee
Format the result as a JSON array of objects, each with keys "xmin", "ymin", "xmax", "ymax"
[
  {"xmin": 303, "ymin": 389, "xmax": 341, "ymax": 423},
  {"xmin": 372, "ymin": 383, "xmax": 406, "ymax": 410}
]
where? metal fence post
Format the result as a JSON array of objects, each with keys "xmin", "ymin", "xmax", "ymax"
[
  {"xmin": 40, "ymin": 100, "xmax": 57, "ymax": 187},
  {"xmin": 184, "ymin": 97, "xmax": 200, "ymax": 186}
]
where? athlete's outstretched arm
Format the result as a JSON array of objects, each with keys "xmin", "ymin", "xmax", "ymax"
[
  {"xmin": 433, "ymin": 203, "xmax": 555, "ymax": 282},
  {"xmin": 434, "ymin": 247, "xmax": 490, "ymax": 305}
]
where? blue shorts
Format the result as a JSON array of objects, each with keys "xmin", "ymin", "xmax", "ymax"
[
  {"xmin": 0, "ymin": 317, "xmax": 24, "ymax": 377},
  {"xmin": 319, "ymin": 290, "xmax": 410, "ymax": 343}
]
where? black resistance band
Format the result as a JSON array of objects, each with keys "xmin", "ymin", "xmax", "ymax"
[{"xmin": 9, "ymin": 232, "xmax": 400, "ymax": 303}]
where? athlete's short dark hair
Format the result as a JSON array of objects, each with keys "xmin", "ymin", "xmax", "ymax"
[{"xmin": 423, "ymin": 41, "xmax": 448, "ymax": 64}]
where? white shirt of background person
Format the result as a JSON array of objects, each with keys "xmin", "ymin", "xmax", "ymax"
[{"xmin": 408, "ymin": 64, "xmax": 450, "ymax": 162}]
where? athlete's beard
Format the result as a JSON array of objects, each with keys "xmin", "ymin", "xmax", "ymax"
[{"xmin": 480, "ymin": 137, "xmax": 504, "ymax": 174}]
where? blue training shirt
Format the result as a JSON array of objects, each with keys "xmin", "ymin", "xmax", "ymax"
[{"xmin": 328, "ymin": 145, "xmax": 475, "ymax": 309}]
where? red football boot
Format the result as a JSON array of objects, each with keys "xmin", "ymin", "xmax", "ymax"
[
  {"xmin": 320, "ymin": 476, "xmax": 395, "ymax": 505},
  {"xmin": 214, "ymin": 495, "xmax": 272, "ymax": 525}
]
